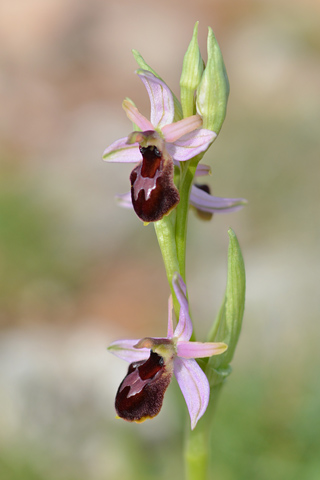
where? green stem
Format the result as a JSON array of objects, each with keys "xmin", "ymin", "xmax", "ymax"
[
  {"xmin": 175, "ymin": 155, "xmax": 203, "ymax": 281},
  {"xmin": 184, "ymin": 383, "xmax": 224, "ymax": 480},
  {"xmin": 154, "ymin": 213, "xmax": 181, "ymax": 318},
  {"xmin": 175, "ymin": 161, "xmax": 194, "ymax": 281}
]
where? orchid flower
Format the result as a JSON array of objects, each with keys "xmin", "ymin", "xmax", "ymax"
[
  {"xmin": 103, "ymin": 69, "xmax": 216, "ymax": 223},
  {"xmin": 108, "ymin": 273, "xmax": 227, "ymax": 430}
]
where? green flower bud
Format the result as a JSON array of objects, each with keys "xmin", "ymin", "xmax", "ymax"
[
  {"xmin": 196, "ymin": 28, "xmax": 230, "ymax": 134},
  {"xmin": 132, "ymin": 49, "xmax": 183, "ymax": 122},
  {"xmin": 206, "ymin": 228, "xmax": 246, "ymax": 385},
  {"xmin": 180, "ymin": 21, "xmax": 204, "ymax": 118}
]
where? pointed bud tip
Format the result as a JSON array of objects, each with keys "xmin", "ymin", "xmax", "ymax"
[
  {"xmin": 227, "ymin": 227, "xmax": 237, "ymax": 240},
  {"xmin": 193, "ymin": 20, "xmax": 199, "ymax": 36}
]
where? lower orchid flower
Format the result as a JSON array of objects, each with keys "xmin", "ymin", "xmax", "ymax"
[{"xmin": 108, "ymin": 273, "xmax": 227, "ymax": 430}]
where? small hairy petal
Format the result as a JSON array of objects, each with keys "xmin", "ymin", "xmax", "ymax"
[
  {"xmin": 161, "ymin": 115, "xmax": 202, "ymax": 143},
  {"xmin": 177, "ymin": 341, "xmax": 228, "ymax": 359},
  {"xmin": 190, "ymin": 186, "xmax": 247, "ymax": 213},
  {"xmin": 166, "ymin": 128, "xmax": 217, "ymax": 161},
  {"xmin": 123, "ymin": 99, "xmax": 154, "ymax": 131},
  {"xmin": 108, "ymin": 339, "xmax": 150, "ymax": 363},
  {"xmin": 103, "ymin": 137, "xmax": 142, "ymax": 163},
  {"xmin": 172, "ymin": 274, "xmax": 193, "ymax": 342},
  {"xmin": 174, "ymin": 357, "xmax": 210, "ymax": 430},
  {"xmin": 137, "ymin": 70, "xmax": 174, "ymax": 128}
]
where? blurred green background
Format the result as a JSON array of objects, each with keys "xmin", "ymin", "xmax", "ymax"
[{"xmin": 1, "ymin": 0, "xmax": 319, "ymax": 479}]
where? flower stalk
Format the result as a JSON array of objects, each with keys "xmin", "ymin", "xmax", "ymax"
[
  {"xmin": 175, "ymin": 157, "xmax": 199, "ymax": 280},
  {"xmin": 154, "ymin": 214, "xmax": 181, "ymax": 318},
  {"xmin": 185, "ymin": 383, "xmax": 224, "ymax": 480}
]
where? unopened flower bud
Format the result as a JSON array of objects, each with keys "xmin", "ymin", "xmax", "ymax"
[
  {"xmin": 196, "ymin": 28, "xmax": 229, "ymax": 134},
  {"xmin": 180, "ymin": 21, "xmax": 204, "ymax": 118}
]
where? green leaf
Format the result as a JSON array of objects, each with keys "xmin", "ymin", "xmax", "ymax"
[{"xmin": 206, "ymin": 228, "xmax": 246, "ymax": 374}]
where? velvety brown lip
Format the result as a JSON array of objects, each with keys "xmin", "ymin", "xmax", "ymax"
[
  {"xmin": 115, "ymin": 351, "xmax": 172, "ymax": 423},
  {"xmin": 130, "ymin": 144, "xmax": 179, "ymax": 223}
]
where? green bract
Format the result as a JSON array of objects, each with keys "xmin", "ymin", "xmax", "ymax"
[
  {"xmin": 206, "ymin": 228, "xmax": 246, "ymax": 385},
  {"xmin": 196, "ymin": 27, "xmax": 230, "ymax": 134}
]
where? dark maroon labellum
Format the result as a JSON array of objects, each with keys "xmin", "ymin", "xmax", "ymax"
[
  {"xmin": 115, "ymin": 351, "xmax": 172, "ymax": 423},
  {"xmin": 130, "ymin": 145, "xmax": 180, "ymax": 222},
  {"xmin": 195, "ymin": 184, "xmax": 211, "ymax": 195}
]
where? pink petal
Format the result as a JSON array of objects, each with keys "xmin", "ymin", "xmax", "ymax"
[
  {"xmin": 177, "ymin": 341, "xmax": 228, "ymax": 359},
  {"xmin": 103, "ymin": 137, "xmax": 142, "ymax": 163},
  {"xmin": 162, "ymin": 115, "xmax": 202, "ymax": 143},
  {"xmin": 108, "ymin": 339, "xmax": 150, "ymax": 363},
  {"xmin": 137, "ymin": 70, "xmax": 174, "ymax": 128},
  {"xmin": 172, "ymin": 274, "xmax": 193, "ymax": 342},
  {"xmin": 123, "ymin": 99, "xmax": 154, "ymax": 131},
  {"xmin": 190, "ymin": 186, "xmax": 248, "ymax": 213},
  {"xmin": 166, "ymin": 128, "xmax": 217, "ymax": 162},
  {"xmin": 174, "ymin": 357, "xmax": 210, "ymax": 430}
]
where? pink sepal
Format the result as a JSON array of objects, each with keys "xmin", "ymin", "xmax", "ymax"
[
  {"xmin": 103, "ymin": 137, "xmax": 141, "ymax": 163},
  {"xmin": 174, "ymin": 357, "xmax": 210, "ymax": 430},
  {"xmin": 108, "ymin": 339, "xmax": 150, "ymax": 362}
]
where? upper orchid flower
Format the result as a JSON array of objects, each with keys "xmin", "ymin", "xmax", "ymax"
[
  {"xmin": 103, "ymin": 69, "xmax": 216, "ymax": 223},
  {"xmin": 108, "ymin": 273, "xmax": 227, "ymax": 430}
]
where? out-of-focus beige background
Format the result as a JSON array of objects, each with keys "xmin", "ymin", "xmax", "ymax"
[{"xmin": 1, "ymin": 1, "xmax": 319, "ymax": 479}]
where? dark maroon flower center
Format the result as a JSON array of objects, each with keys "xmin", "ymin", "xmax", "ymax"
[
  {"xmin": 140, "ymin": 145, "xmax": 161, "ymax": 178},
  {"xmin": 194, "ymin": 183, "xmax": 211, "ymax": 195},
  {"xmin": 130, "ymin": 143, "xmax": 179, "ymax": 223},
  {"xmin": 115, "ymin": 351, "xmax": 172, "ymax": 423}
]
